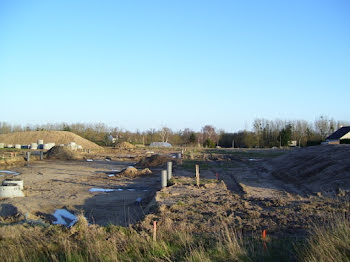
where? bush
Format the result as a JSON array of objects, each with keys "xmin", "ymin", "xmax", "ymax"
[
  {"xmin": 306, "ymin": 140, "xmax": 322, "ymax": 146},
  {"xmin": 340, "ymin": 139, "xmax": 350, "ymax": 144},
  {"xmin": 203, "ymin": 139, "xmax": 216, "ymax": 148}
]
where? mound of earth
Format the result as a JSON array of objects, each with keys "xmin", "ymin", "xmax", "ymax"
[
  {"xmin": 119, "ymin": 167, "xmax": 152, "ymax": 178},
  {"xmin": 46, "ymin": 146, "xmax": 78, "ymax": 160},
  {"xmin": 0, "ymin": 131, "xmax": 102, "ymax": 150},
  {"xmin": 115, "ymin": 142, "xmax": 135, "ymax": 149},
  {"xmin": 137, "ymin": 154, "xmax": 173, "ymax": 167},
  {"xmin": 268, "ymin": 145, "xmax": 350, "ymax": 193}
]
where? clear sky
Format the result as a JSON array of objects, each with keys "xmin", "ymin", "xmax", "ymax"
[{"xmin": 1, "ymin": 0, "xmax": 349, "ymax": 132}]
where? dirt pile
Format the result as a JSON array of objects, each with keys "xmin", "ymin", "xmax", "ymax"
[
  {"xmin": 137, "ymin": 154, "xmax": 173, "ymax": 167},
  {"xmin": 46, "ymin": 146, "xmax": 78, "ymax": 160},
  {"xmin": 268, "ymin": 145, "xmax": 350, "ymax": 193},
  {"xmin": 119, "ymin": 167, "xmax": 152, "ymax": 178},
  {"xmin": 141, "ymin": 176, "xmax": 348, "ymax": 237},
  {"xmin": 115, "ymin": 142, "xmax": 135, "ymax": 149},
  {"xmin": 0, "ymin": 131, "xmax": 102, "ymax": 150}
]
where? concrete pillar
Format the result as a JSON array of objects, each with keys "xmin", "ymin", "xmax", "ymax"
[
  {"xmin": 167, "ymin": 161, "xmax": 172, "ymax": 180},
  {"xmin": 161, "ymin": 170, "xmax": 167, "ymax": 188},
  {"xmin": 177, "ymin": 153, "xmax": 182, "ymax": 159},
  {"xmin": 40, "ymin": 151, "xmax": 44, "ymax": 160},
  {"xmin": 26, "ymin": 152, "xmax": 30, "ymax": 162}
]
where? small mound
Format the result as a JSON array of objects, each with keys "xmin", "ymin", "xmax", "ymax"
[
  {"xmin": 137, "ymin": 154, "xmax": 172, "ymax": 167},
  {"xmin": 119, "ymin": 167, "xmax": 152, "ymax": 178},
  {"xmin": 46, "ymin": 146, "xmax": 78, "ymax": 160},
  {"xmin": 115, "ymin": 142, "xmax": 135, "ymax": 149}
]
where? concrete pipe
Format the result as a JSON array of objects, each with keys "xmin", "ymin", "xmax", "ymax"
[
  {"xmin": 37, "ymin": 140, "xmax": 44, "ymax": 145},
  {"xmin": 0, "ymin": 183, "xmax": 24, "ymax": 198},
  {"xmin": 2, "ymin": 179, "xmax": 23, "ymax": 190},
  {"xmin": 167, "ymin": 161, "xmax": 172, "ymax": 180},
  {"xmin": 31, "ymin": 143, "xmax": 38, "ymax": 150},
  {"xmin": 6, "ymin": 144, "xmax": 13, "ymax": 148},
  {"xmin": 15, "ymin": 144, "xmax": 21, "ymax": 149},
  {"xmin": 161, "ymin": 170, "xmax": 167, "ymax": 188},
  {"xmin": 0, "ymin": 143, "xmax": 5, "ymax": 149}
]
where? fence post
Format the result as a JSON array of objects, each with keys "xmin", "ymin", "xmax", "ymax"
[
  {"xmin": 26, "ymin": 152, "xmax": 30, "ymax": 162},
  {"xmin": 195, "ymin": 164, "xmax": 200, "ymax": 187}
]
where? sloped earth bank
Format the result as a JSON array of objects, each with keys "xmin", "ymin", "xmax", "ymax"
[
  {"xmin": 267, "ymin": 145, "xmax": 350, "ymax": 194},
  {"xmin": 0, "ymin": 160, "xmax": 161, "ymax": 226},
  {"xmin": 141, "ymin": 158, "xmax": 349, "ymax": 238}
]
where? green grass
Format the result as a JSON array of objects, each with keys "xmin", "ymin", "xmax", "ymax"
[
  {"xmin": 206, "ymin": 149, "xmax": 287, "ymax": 158},
  {"xmin": 182, "ymin": 160, "xmax": 209, "ymax": 171}
]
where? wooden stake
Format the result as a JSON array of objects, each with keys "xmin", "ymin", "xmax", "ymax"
[
  {"xmin": 153, "ymin": 221, "xmax": 157, "ymax": 242},
  {"xmin": 195, "ymin": 164, "xmax": 200, "ymax": 187}
]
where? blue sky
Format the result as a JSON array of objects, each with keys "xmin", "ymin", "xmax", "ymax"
[{"xmin": 0, "ymin": 0, "xmax": 349, "ymax": 132}]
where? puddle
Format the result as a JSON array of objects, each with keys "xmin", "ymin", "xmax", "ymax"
[
  {"xmin": 108, "ymin": 174, "xmax": 115, "ymax": 177},
  {"xmin": 0, "ymin": 170, "xmax": 20, "ymax": 176},
  {"xmin": 89, "ymin": 188, "xmax": 114, "ymax": 192},
  {"xmin": 89, "ymin": 188, "xmax": 147, "ymax": 193},
  {"xmin": 248, "ymin": 159, "xmax": 261, "ymax": 161},
  {"xmin": 53, "ymin": 209, "xmax": 77, "ymax": 227},
  {"xmin": 86, "ymin": 159, "xmax": 93, "ymax": 162}
]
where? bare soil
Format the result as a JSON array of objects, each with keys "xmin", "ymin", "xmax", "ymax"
[
  {"xmin": 0, "ymin": 160, "xmax": 160, "ymax": 226},
  {"xmin": 1, "ymin": 145, "xmax": 349, "ymax": 239},
  {"xmin": 0, "ymin": 131, "xmax": 102, "ymax": 150}
]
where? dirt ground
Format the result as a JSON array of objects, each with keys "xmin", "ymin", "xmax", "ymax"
[
  {"xmin": 0, "ymin": 159, "xmax": 161, "ymax": 226},
  {"xmin": 0, "ymin": 145, "xmax": 349, "ymax": 238},
  {"xmin": 141, "ymin": 147, "xmax": 350, "ymax": 238}
]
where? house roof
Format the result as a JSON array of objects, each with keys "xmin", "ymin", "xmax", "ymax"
[{"xmin": 326, "ymin": 126, "xmax": 350, "ymax": 140}]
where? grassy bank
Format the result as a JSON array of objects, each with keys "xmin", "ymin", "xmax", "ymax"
[{"xmin": 0, "ymin": 213, "xmax": 349, "ymax": 262}]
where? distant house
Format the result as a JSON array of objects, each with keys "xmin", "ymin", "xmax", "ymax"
[
  {"xmin": 325, "ymin": 126, "xmax": 350, "ymax": 144},
  {"xmin": 288, "ymin": 140, "xmax": 297, "ymax": 147}
]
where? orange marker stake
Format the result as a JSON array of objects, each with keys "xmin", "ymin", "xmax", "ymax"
[
  {"xmin": 216, "ymin": 173, "xmax": 219, "ymax": 180},
  {"xmin": 262, "ymin": 230, "xmax": 267, "ymax": 251}
]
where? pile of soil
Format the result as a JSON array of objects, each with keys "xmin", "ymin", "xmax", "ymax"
[
  {"xmin": 115, "ymin": 142, "xmax": 135, "ymax": 149},
  {"xmin": 46, "ymin": 146, "xmax": 78, "ymax": 160},
  {"xmin": 268, "ymin": 145, "xmax": 350, "ymax": 192},
  {"xmin": 137, "ymin": 154, "xmax": 173, "ymax": 167},
  {"xmin": 0, "ymin": 131, "xmax": 102, "ymax": 150},
  {"xmin": 119, "ymin": 167, "xmax": 152, "ymax": 178},
  {"xmin": 141, "ymin": 176, "xmax": 349, "ymax": 237}
]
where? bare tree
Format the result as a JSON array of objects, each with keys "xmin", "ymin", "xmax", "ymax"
[{"xmin": 159, "ymin": 127, "xmax": 171, "ymax": 143}]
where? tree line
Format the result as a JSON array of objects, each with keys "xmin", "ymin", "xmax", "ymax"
[{"xmin": 0, "ymin": 116, "xmax": 348, "ymax": 148}]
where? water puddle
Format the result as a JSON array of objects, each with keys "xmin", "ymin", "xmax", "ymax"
[
  {"xmin": 89, "ymin": 188, "xmax": 114, "ymax": 192},
  {"xmin": 89, "ymin": 188, "xmax": 149, "ymax": 193},
  {"xmin": 0, "ymin": 170, "xmax": 20, "ymax": 176}
]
